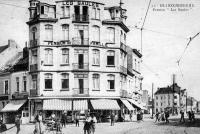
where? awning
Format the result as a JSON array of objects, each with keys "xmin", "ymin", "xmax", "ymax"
[
  {"xmin": 1, "ymin": 100, "xmax": 26, "ymax": 112},
  {"xmin": 90, "ymin": 99, "xmax": 120, "ymax": 110},
  {"xmin": 120, "ymin": 99, "xmax": 135, "ymax": 111},
  {"xmin": 43, "ymin": 99, "xmax": 72, "ymax": 111},
  {"xmin": 128, "ymin": 99, "xmax": 145, "ymax": 110},
  {"xmin": 73, "ymin": 100, "xmax": 88, "ymax": 111}
]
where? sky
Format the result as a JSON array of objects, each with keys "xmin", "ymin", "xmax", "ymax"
[{"xmin": 0, "ymin": 0, "xmax": 200, "ymax": 100}]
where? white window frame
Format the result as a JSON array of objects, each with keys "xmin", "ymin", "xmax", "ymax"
[
  {"xmin": 92, "ymin": 49, "xmax": 100, "ymax": 65},
  {"xmin": 93, "ymin": 74, "xmax": 100, "ymax": 90},
  {"xmin": 107, "ymin": 74, "xmax": 115, "ymax": 90},
  {"xmin": 107, "ymin": 27, "xmax": 115, "ymax": 43},
  {"xmin": 45, "ymin": 24, "xmax": 53, "ymax": 41},
  {"xmin": 62, "ymin": 24, "xmax": 69, "ymax": 41},
  {"xmin": 44, "ymin": 48, "xmax": 53, "ymax": 65}
]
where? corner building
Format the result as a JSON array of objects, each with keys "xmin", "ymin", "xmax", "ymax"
[{"xmin": 27, "ymin": 0, "xmax": 141, "ymax": 121}]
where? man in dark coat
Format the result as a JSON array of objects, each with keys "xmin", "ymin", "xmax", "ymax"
[{"xmin": 179, "ymin": 110, "xmax": 185, "ymax": 123}]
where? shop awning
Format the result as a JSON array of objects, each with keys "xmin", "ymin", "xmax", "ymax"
[
  {"xmin": 43, "ymin": 99, "xmax": 72, "ymax": 111},
  {"xmin": 120, "ymin": 99, "xmax": 135, "ymax": 111},
  {"xmin": 1, "ymin": 100, "xmax": 26, "ymax": 112},
  {"xmin": 128, "ymin": 99, "xmax": 145, "ymax": 110},
  {"xmin": 73, "ymin": 100, "xmax": 88, "ymax": 111},
  {"xmin": 90, "ymin": 99, "xmax": 120, "ymax": 110}
]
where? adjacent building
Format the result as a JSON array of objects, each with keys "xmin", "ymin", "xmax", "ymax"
[{"xmin": 26, "ymin": 0, "xmax": 143, "ymax": 122}]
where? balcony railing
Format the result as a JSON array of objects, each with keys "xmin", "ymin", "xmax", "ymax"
[
  {"xmin": 72, "ymin": 14, "xmax": 89, "ymax": 23},
  {"xmin": 73, "ymin": 88, "xmax": 89, "ymax": 96},
  {"xmin": 73, "ymin": 63, "xmax": 89, "ymax": 70},
  {"xmin": 120, "ymin": 42, "xmax": 127, "ymax": 53},
  {"xmin": 72, "ymin": 38, "xmax": 89, "ymax": 46},
  {"xmin": 120, "ymin": 65, "xmax": 127, "ymax": 75},
  {"xmin": 30, "ymin": 64, "xmax": 38, "ymax": 72},
  {"xmin": 30, "ymin": 39, "xmax": 38, "ymax": 48},
  {"xmin": 30, "ymin": 89, "xmax": 38, "ymax": 97}
]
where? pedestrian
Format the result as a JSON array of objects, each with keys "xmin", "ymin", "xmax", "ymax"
[
  {"xmin": 160, "ymin": 111, "xmax": 165, "ymax": 122},
  {"xmin": 15, "ymin": 114, "xmax": 21, "ymax": 134},
  {"xmin": 165, "ymin": 110, "xmax": 169, "ymax": 123},
  {"xmin": 155, "ymin": 112, "xmax": 160, "ymax": 122},
  {"xmin": 34, "ymin": 111, "xmax": 44, "ymax": 134},
  {"xmin": 75, "ymin": 112, "xmax": 80, "ymax": 127},
  {"xmin": 61, "ymin": 112, "xmax": 66, "ymax": 128},
  {"xmin": 188, "ymin": 111, "xmax": 192, "ymax": 122},
  {"xmin": 89, "ymin": 113, "xmax": 97, "ymax": 134},
  {"xmin": 179, "ymin": 110, "xmax": 185, "ymax": 123},
  {"xmin": 129, "ymin": 112, "xmax": 132, "ymax": 122},
  {"xmin": 83, "ymin": 116, "xmax": 91, "ymax": 134},
  {"xmin": 140, "ymin": 111, "xmax": 144, "ymax": 121},
  {"xmin": 110, "ymin": 112, "xmax": 115, "ymax": 126},
  {"xmin": 191, "ymin": 111, "xmax": 195, "ymax": 122}
]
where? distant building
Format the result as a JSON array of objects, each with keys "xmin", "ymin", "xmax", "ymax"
[
  {"xmin": 186, "ymin": 96, "xmax": 198, "ymax": 113},
  {"xmin": 154, "ymin": 83, "xmax": 181, "ymax": 114},
  {"xmin": 0, "ymin": 39, "xmax": 21, "ymax": 69}
]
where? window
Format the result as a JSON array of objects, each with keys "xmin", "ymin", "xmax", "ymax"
[
  {"xmin": 156, "ymin": 102, "xmax": 158, "ymax": 106},
  {"xmin": 92, "ymin": 49, "xmax": 100, "ymax": 65},
  {"xmin": 23, "ymin": 76, "xmax": 27, "ymax": 92},
  {"xmin": 45, "ymin": 24, "xmax": 53, "ymax": 41},
  {"xmin": 92, "ymin": 8, "xmax": 100, "ymax": 20},
  {"xmin": 156, "ymin": 96, "xmax": 158, "ymax": 100},
  {"xmin": 62, "ymin": 49, "xmax": 69, "ymax": 64},
  {"xmin": 45, "ymin": 74, "xmax": 52, "ymax": 89},
  {"xmin": 62, "ymin": 6, "xmax": 70, "ymax": 17},
  {"xmin": 93, "ymin": 74, "xmax": 100, "ymax": 90},
  {"xmin": 4, "ymin": 80, "xmax": 8, "ymax": 94},
  {"xmin": 107, "ymin": 51, "xmax": 115, "ymax": 66},
  {"xmin": 107, "ymin": 75, "xmax": 115, "ymax": 90},
  {"xmin": 161, "ymin": 103, "xmax": 162, "ymax": 106},
  {"xmin": 32, "ymin": 27, "xmax": 37, "ymax": 41},
  {"xmin": 107, "ymin": 27, "xmax": 115, "ymax": 43},
  {"xmin": 32, "ymin": 75, "xmax": 37, "ymax": 89},
  {"xmin": 161, "ymin": 96, "xmax": 163, "ymax": 100},
  {"xmin": 62, "ymin": 24, "xmax": 69, "ymax": 41},
  {"xmin": 16, "ymin": 77, "xmax": 19, "ymax": 92},
  {"xmin": 41, "ymin": 5, "xmax": 44, "ymax": 14},
  {"xmin": 61, "ymin": 73, "xmax": 69, "ymax": 89},
  {"xmin": 92, "ymin": 26, "xmax": 100, "ymax": 42},
  {"xmin": 44, "ymin": 49, "xmax": 53, "ymax": 65}
]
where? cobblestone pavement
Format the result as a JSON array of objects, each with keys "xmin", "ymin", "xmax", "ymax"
[{"xmin": 4, "ymin": 115, "xmax": 200, "ymax": 134}]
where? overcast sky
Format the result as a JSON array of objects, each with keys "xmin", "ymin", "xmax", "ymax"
[{"xmin": 0, "ymin": 0, "xmax": 200, "ymax": 100}]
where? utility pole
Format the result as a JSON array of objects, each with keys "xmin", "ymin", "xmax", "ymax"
[
  {"xmin": 186, "ymin": 92, "xmax": 187, "ymax": 112},
  {"xmin": 172, "ymin": 74, "xmax": 175, "ymax": 115},
  {"xmin": 191, "ymin": 97, "xmax": 193, "ymax": 111},
  {"xmin": 152, "ymin": 83, "xmax": 154, "ymax": 119}
]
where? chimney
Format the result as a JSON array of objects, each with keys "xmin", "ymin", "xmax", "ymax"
[{"xmin": 8, "ymin": 39, "xmax": 18, "ymax": 48}]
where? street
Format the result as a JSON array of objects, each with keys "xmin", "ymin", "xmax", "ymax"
[{"xmin": 4, "ymin": 115, "xmax": 200, "ymax": 134}]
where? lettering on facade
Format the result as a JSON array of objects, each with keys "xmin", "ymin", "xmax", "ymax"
[{"xmin": 62, "ymin": 1, "xmax": 99, "ymax": 8}]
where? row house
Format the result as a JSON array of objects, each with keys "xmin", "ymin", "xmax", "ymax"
[
  {"xmin": 0, "ymin": 48, "xmax": 29, "ymax": 124},
  {"xmin": 25, "ymin": 0, "xmax": 143, "ymax": 122}
]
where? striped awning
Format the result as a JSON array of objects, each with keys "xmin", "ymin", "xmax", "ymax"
[
  {"xmin": 90, "ymin": 99, "xmax": 120, "ymax": 110},
  {"xmin": 73, "ymin": 100, "xmax": 88, "ymax": 111},
  {"xmin": 120, "ymin": 99, "xmax": 135, "ymax": 111},
  {"xmin": 43, "ymin": 99, "xmax": 72, "ymax": 111},
  {"xmin": 1, "ymin": 100, "xmax": 26, "ymax": 112},
  {"xmin": 128, "ymin": 99, "xmax": 146, "ymax": 110}
]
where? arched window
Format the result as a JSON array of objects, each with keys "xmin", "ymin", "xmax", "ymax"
[
  {"xmin": 44, "ymin": 48, "xmax": 53, "ymax": 65},
  {"xmin": 92, "ymin": 26, "xmax": 100, "ymax": 42},
  {"xmin": 107, "ymin": 27, "xmax": 115, "ymax": 43},
  {"xmin": 107, "ymin": 74, "xmax": 115, "ymax": 90},
  {"xmin": 62, "ymin": 48, "xmax": 69, "ymax": 64},
  {"xmin": 32, "ymin": 27, "xmax": 37, "ymax": 40},
  {"xmin": 92, "ymin": 49, "xmax": 100, "ymax": 65},
  {"xmin": 61, "ymin": 73, "xmax": 69, "ymax": 89},
  {"xmin": 93, "ymin": 74, "xmax": 100, "ymax": 90},
  {"xmin": 45, "ymin": 73, "xmax": 53, "ymax": 89},
  {"xmin": 45, "ymin": 24, "xmax": 53, "ymax": 41},
  {"xmin": 107, "ymin": 50, "xmax": 115, "ymax": 66}
]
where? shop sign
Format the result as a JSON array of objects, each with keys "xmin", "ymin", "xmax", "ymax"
[
  {"xmin": 62, "ymin": 1, "xmax": 100, "ymax": 8},
  {"xmin": 0, "ymin": 96, "xmax": 9, "ymax": 101}
]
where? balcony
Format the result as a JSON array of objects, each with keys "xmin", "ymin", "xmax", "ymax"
[
  {"xmin": 120, "ymin": 65, "xmax": 127, "ymax": 75},
  {"xmin": 30, "ymin": 89, "xmax": 38, "ymax": 97},
  {"xmin": 72, "ymin": 38, "xmax": 89, "ymax": 46},
  {"xmin": 72, "ymin": 88, "xmax": 89, "ymax": 96},
  {"xmin": 72, "ymin": 14, "xmax": 89, "ymax": 23},
  {"xmin": 30, "ymin": 39, "xmax": 38, "ymax": 48},
  {"xmin": 90, "ymin": 41, "xmax": 101, "ymax": 46},
  {"xmin": 120, "ymin": 42, "xmax": 127, "ymax": 53},
  {"xmin": 30, "ymin": 64, "xmax": 38, "ymax": 72},
  {"xmin": 72, "ymin": 63, "xmax": 89, "ymax": 71}
]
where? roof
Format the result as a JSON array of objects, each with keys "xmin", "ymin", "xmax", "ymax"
[
  {"xmin": 0, "ymin": 45, "xmax": 9, "ymax": 53},
  {"xmin": 155, "ymin": 83, "xmax": 181, "ymax": 95}
]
